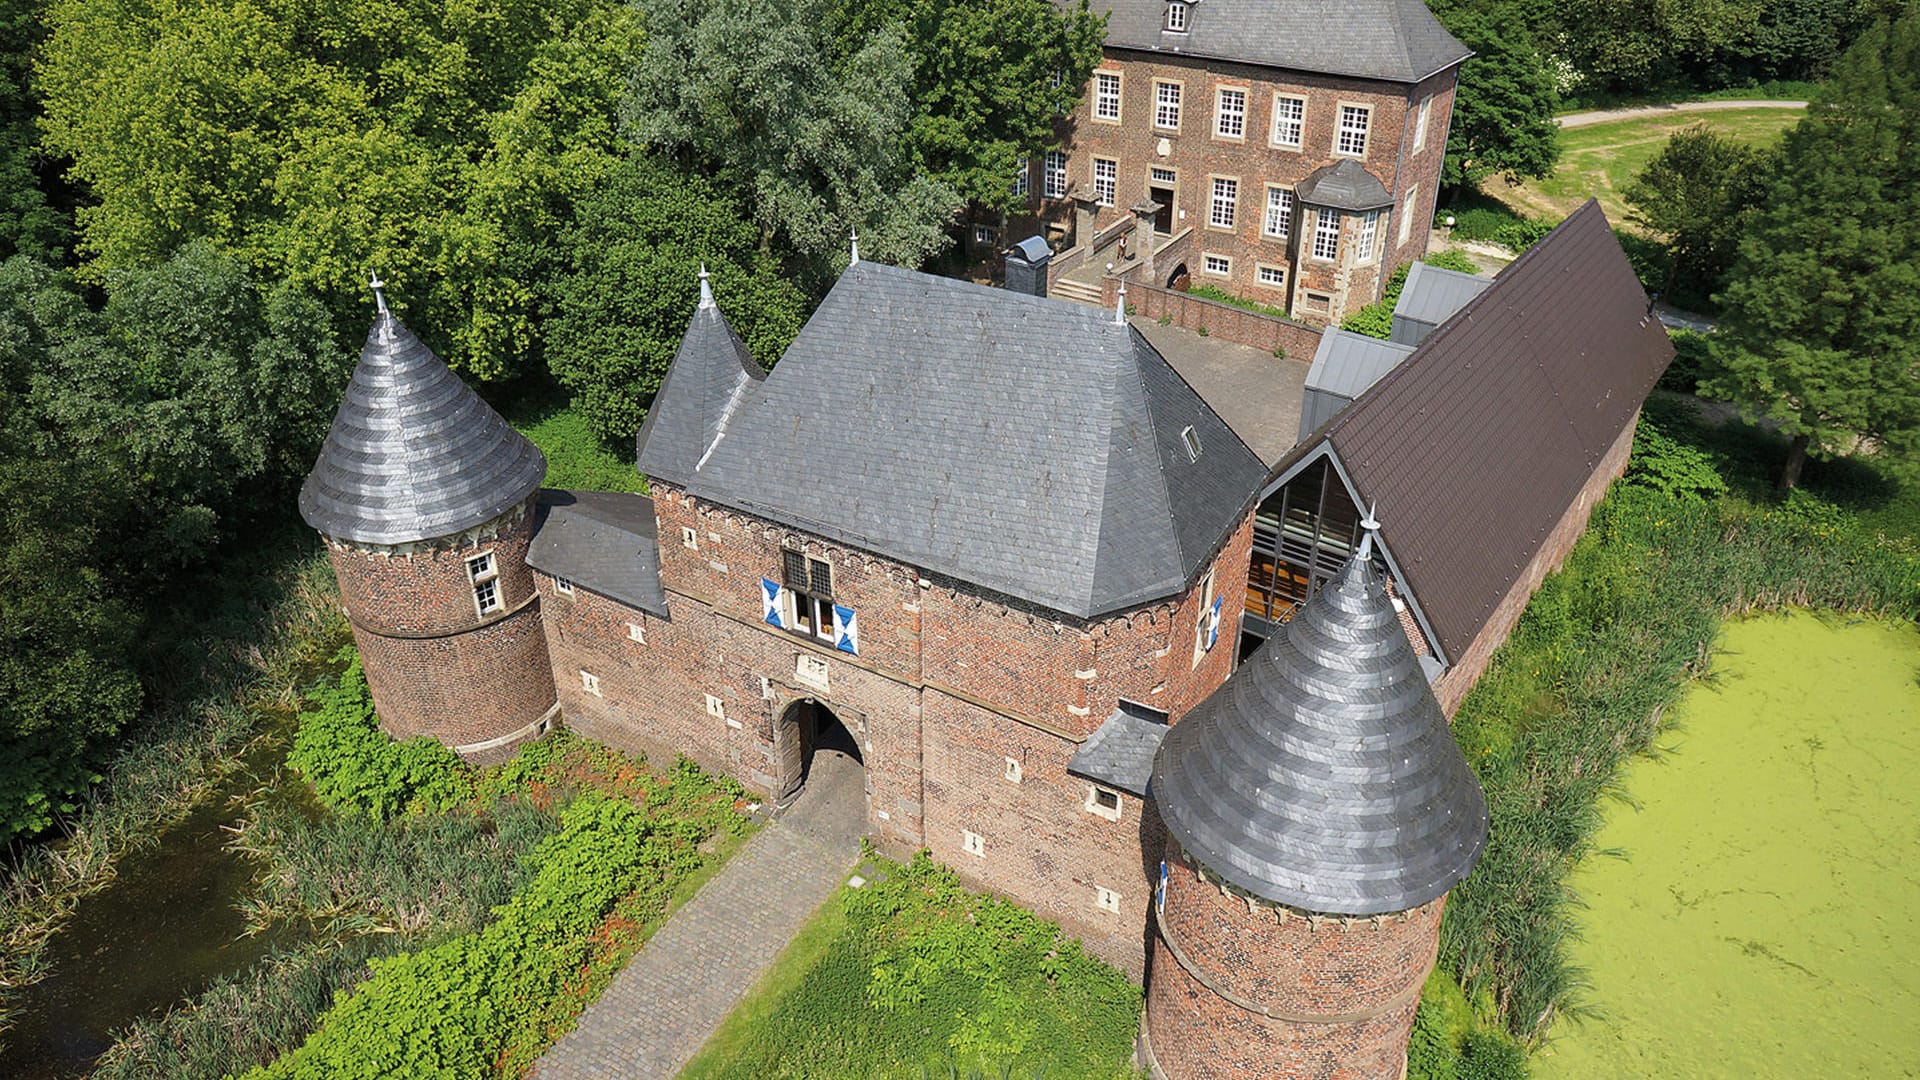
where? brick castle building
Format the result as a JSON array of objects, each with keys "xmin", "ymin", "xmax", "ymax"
[
  {"xmin": 1006, "ymin": 0, "xmax": 1470, "ymax": 323},
  {"xmin": 301, "ymin": 198, "xmax": 1670, "ymax": 1078}
]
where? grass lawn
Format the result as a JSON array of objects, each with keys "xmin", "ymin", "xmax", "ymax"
[
  {"xmin": 680, "ymin": 853, "xmax": 1144, "ymax": 1080},
  {"xmin": 1491, "ymin": 106, "xmax": 1803, "ymax": 226},
  {"xmin": 1533, "ymin": 611, "xmax": 1920, "ymax": 1079}
]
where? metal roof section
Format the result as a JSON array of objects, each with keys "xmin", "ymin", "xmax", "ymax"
[
  {"xmin": 1150, "ymin": 552, "xmax": 1489, "ymax": 915},
  {"xmin": 1293, "ymin": 159, "xmax": 1396, "ymax": 212},
  {"xmin": 634, "ymin": 294, "xmax": 766, "ymax": 488},
  {"xmin": 1299, "ymin": 331, "xmax": 1416, "ymax": 442},
  {"xmin": 1269, "ymin": 200, "xmax": 1675, "ymax": 660},
  {"xmin": 1390, "ymin": 261, "xmax": 1492, "ymax": 346},
  {"xmin": 669, "ymin": 260, "xmax": 1266, "ymax": 621},
  {"xmin": 527, "ymin": 490, "xmax": 669, "ymax": 618},
  {"xmin": 1068, "ymin": 700, "xmax": 1171, "ymax": 796},
  {"xmin": 300, "ymin": 309, "xmax": 547, "ymax": 546},
  {"xmin": 1085, "ymin": 0, "xmax": 1471, "ymax": 84}
]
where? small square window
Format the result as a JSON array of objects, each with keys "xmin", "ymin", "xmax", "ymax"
[
  {"xmin": 1202, "ymin": 253, "xmax": 1230, "ymax": 277},
  {"xmin": 554, "ymin": 576, "xmax": 575, "ymax": 596},
  {"xmin": 580, "ymin": 670, "xmax": 601, "ymax": 696},
  {"xmin": 1256, "ymin": 264, "xmax": 1287, "ymax": 289},
  {"xmin": 705, "ymin": 694, "xmax": 725, "ymax": 719},
  {"xmin": 973, "ymin": 224, "xmax": 994, "ymax": 246},
  {"xmin": 962, "ymin": 830, "xmax": 986, "ymax": 857},
  {"xmin": 1004, "ymin": 757, "xmax": 1024, "ymax": 784},
  {"xmin": 1096, "ymin": 886, "xmax": 1122, "ymax": 913},
  {"xmin": 681, "ymin": 526, "xmax": 699, "ymax": 550},
  {"xmin": 1087, "ymin": 785, "xmax": 1123, "ymax": 820},
  {"xmin": 627, "ymin": 621, "xmax": 646, "ymax": 643}
]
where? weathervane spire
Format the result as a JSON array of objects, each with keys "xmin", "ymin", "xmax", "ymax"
[
  {"xmin": 698, "ymin": 262, "xmax": 714, "ymax": 309},
  {"xmin": 1114, "ymin": 280, "xmax": 1128, "ymax": 325},
  {"xmin": 849, "ymin": 227, "xmax": 860, "ymax": 266},
  {"xmin": 369, "ymin": 272, "xmax": 388, "ymax": 316},
  {"xmin": 1356, "ymin": 502, "xmax": 1382, "ymax": 562}
]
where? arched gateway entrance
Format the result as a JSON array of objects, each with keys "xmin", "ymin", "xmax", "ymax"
[{"xmin": 773, "ymin": 698, "xmax": 866, "ymax": 824}]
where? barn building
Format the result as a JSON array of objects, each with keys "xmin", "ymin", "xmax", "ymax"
[{"xmin": 300, "ymin": 201, "xmax": 1669, "ymax": 1078}]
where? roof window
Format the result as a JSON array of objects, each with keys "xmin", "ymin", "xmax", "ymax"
[
  {"xmin": 1165, "ymin": 2, "xmax": 1189, "ymax": 32},
  {"xmin": 1181, "ymin": 425, "xmax": 1203, "ymax": 462}
]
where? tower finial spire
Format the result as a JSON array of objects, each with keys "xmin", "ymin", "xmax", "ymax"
[
  {"xmin": 1356, "ymin": 502, "xmax": 1381, "ymax": 562},
  {"xmin": 369, "ymin": 271, "xmax": 389, "ymax": 316},
  {"xmin": 850, "ymin": 227, "xmax": 860, "ymax": 266},
  {"xmin": 698, "ymin": 262, "xmax": 714, "ymax": 309},
  {"xmin": 1114, "ymin": 280, "xmax": 1128, "ymax": 326}
]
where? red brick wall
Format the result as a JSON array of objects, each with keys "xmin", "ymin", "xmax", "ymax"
[
  {"xmin": 1144, "ymin": 846, "xmax": 1443, "ymax": 1080},
  {"xmin": 1104, "ymin": 277, "xmax": 1325, "ymax": 360},
  {"xmin": 326, "ymin": 501, "xmax": 556, "ymax": 760},
  {"xmin": 1432, "ymin": 413, "xmax": 1638, "ymax": 715}
]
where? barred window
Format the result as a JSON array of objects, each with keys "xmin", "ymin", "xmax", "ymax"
[
  {"xmin": 1209, "ymin": 176, "xmax": 1237, "ymax": 228},
  {"xmin": 1214, "ymin": 88, "xmax": 1246, "ymax": 138}
]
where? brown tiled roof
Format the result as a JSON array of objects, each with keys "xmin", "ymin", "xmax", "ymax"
[{"xmin": 1289, "ymin": 200, "xmax": 1672, "ymax": 660}]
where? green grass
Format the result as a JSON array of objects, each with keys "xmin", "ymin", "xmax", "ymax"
[
  {"xmin": 679, "ymin": 852, "xmax": 1144, "ymax": 1080},
  {"xmin": 1532, "ymin": 611, "xmax": 1920, "ymax": 1078},
  {"xmin": 492, "ymin": 382, "xmax": 647, "ymax": 494},
  {"xmin": 1491, "ymin": 106, "xmax": 1803, "ymax": 227}
]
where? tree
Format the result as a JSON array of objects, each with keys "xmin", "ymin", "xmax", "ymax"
[
  {"xmin": 548, "ymin": 155, "xmax": 807, "ymax": 443},
  {"xmin": 0, "ymin": 0, "xmax": 67, "ymax": 261},
  {"xmin": 627, "ymin": 0, "xmax": 959, "ymax": 274},
  {"xmin": 824, "ymin": 0, "xmax": 1105, "ymax": 215},
  {"xmin": 38, "ymin": 0, "xmax": 636, "ymax": 380},
  {"xmin": 1705, "ymin": 6, "xmax": 1920, "ymax": 490},
  {"xmin": 1428, "ymin": 2, "xmax": 1562, "ymax": 191},
  {"xmin": 1624, "ymin": 123, "xmax": 1774, "ymax": 304}
]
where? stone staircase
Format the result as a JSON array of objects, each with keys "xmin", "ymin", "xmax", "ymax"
[{"xmin": 1049, "ymin": 277, "xmax": 1104, "ymax": 307}]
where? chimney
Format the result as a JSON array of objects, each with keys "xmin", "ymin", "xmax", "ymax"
[{"xmin": 1004, "ymin": 236, "xmax": 1052, "ymax": 299}]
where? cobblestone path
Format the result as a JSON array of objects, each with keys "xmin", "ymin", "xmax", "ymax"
[{"xmin": 531, "ymin": 750, "xmax": 865, "ymax": 1079}]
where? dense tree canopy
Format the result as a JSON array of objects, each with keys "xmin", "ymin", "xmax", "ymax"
[
  {"xmin": 1429, "ymin": 0, "xmax": 1563, "ymax": 190},
  {"xmin": 1624, "ymin": 124, "xmax": 1775, "ymax": 302},
  {"xmin": 1706, "ymin": 5, "xmax": 1920, "ymax": 489},
  {"xmin": 38, "ymin": 0, "xmax": 635, "ymax": 380}
]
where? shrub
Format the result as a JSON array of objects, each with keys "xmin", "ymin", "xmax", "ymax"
[
  {"xmin": 1340, "ymin": 252, "xmax": 1485, "ymax": 340},
  {"xmin": 1491, "ymin": 218, "xmax": 1555, "ymax": 253},
  {"xmin": 1186, "ymin": 283, "xmax": 1290, "ymax": 320},
  {"xmin": 1626, "ymin": 416, "xmax": 1729, "ymax": 501},
  {"xmin": 1458, "ymin": 1030, "xmax": 1529, "ymax": 1080},
  {"xmin": 287, "ymin": 651, "xmax": 473, "ymax": 819},
  {"xmin": 1658, "ymin": 330, "xmax": 1718, "ymax": 394}
]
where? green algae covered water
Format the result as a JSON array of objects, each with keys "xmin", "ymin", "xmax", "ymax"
[{"xmin": 1534, "ymin": 611, "xmax": 1920, "ymax": 1079}]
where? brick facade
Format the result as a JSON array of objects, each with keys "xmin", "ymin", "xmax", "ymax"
[
  {"xmin": 1144, "ymin": 845, "xmax": 1444, "ymax": 1080},
  {"xmin": 326, "ymin": 498, "xmax": 556, "ymax": 762},
  {"xmin": 1015, "ymin": 52, "xmax": 1455, "ymax": 324}
]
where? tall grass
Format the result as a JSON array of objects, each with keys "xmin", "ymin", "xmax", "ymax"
[{"xmin": 1440, "ymin": 404, "xmax": 1917, "ymax": 1042}]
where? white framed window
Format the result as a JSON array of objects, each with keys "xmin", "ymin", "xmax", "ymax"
[
  {"xmin": 1096, "ymin": 885, "xmax": 1122, "ymax": 913},
  {"xmin": 1165, "ymin": 1, "xmax": 1188, "ymax": 32},
  {"xmin": 680, "ymin": 526, "xmax": 698, "ymax": 550},
  {"xmin": 1153, "ymin": 81, "xmax": 1181, "ymax": 130},
  {"xmin": 1256, "ymin": 263, "xmax": 1287, "ymax": 289},
  {"xmin": 1004, "ymin": 756, "xmax": 1023, "ymax": 784},
  {"xmin": 1399, "ymin": 185, "xmax": 1418, "ymax": 245},
  {"xmin": 1044, "ymin": 151, "xmax": 1068, "ymax": 199},
  {"xmin": 1271, "ymin": 93, "xmax": 1305, "ymax": 148},
  {"xmin": 1336, "ymin": 104, "xmax": 1371, "ymax": 157},
  {"xmin": 1312, "ymin": 208, "xmax": 1342, "ymax": 261},
  {"xmin": 467, "ymin": 552, "xmax": 495, "ymax": 582},
  {"xmin": 1414, "ymin": 95, "xmax": 1433, "ymax": 152},
  {"xmin": 1213, "ymin": 87, "xmax": 1246, "ymax": 139},
  {"xmin": 627, "ymin": 621, "xmax": 646, "ymax": 643},
  {"xmin": 1208, "ymin": 176, "xmax": 1236, "ymax": 228},
  {"xmin": 1092, "ymin": 157, "xmax": 1117, "ymax": 207},
  {"xmin": 1093, "ymin": 71, "xmax": 1122, "ymax": 122},
  {"xmin": 704, "ymin": 693, "xmax": 725, "ymax": 719},
  {"xmin": 1012, "ymin": 160, "xmax": 1029, "ymax": 197},
  {"xmin": 580, "ymin": 670, "xmax": 601, "ymax": 696},
  {"xmin": 1262, "ymin": 185, "xmax": 1294, "ymax": 240},
  {"xmin": 1202, "ymin": 253, "xmax": 1230, "ymax": 276},
  {"xmin": 973, "ymin": 224, "xmax": 994, "ymax": 246},
  {"xmin": 1087, "ymin": 784, "xmax": 1124, "ymax": 820},
  {"xmin": 468, "ymin": 551, "xmax": 501, "ymax": 616},
  {"xmin": 962, "ymin": 830, "xmax": 986, "ymax": 857},
  {"xmin": 1150, "ymin": 165, "xmax": 1177, "ymax": 185},
  {"xmin": 553, "ymin": 576, "xmax": 575, "ymax": 597},
  {"xmin": 473, "ymin": 578, "xmax": 501, "ymax": 615},
  {"xmin": 1356, "ymin": 210, "xmax": 1381, "ymax": 263}
]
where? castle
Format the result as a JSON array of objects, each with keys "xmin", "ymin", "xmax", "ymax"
[{"xmin": 296, "ymin": 6, "xmax": 1675, "ymax": 1075}]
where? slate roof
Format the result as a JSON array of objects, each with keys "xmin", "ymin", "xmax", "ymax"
[
  {"xmin": 634, "ymin": 298, "xmax": 765, "ymax": 488},
  {"xmin": 527, "ymin": 490, "xmax": 669, "ymax": 618},
  {"xmin": 1305, "ymin": 330, "xmax": 1415, "ymax": 402},
  {"xmin": 1084, "ymin": 0, "xmax": 1471, "ymax": 84},
  {"xmin": 300, "ymin": 311, "xmax": 546, "ymax": 546},
  {"xmin": 1275, "ymin": 201, "xmax": 1674, "ymax": 661},
  {"xmin": 1294, "ymin": 160, "xmax": 1396, "ymax": 212},
  {"xmin": 652, "ymin": 260, "xmax": 1267, "ymax": 620},
  {"xmin": 1151, "ymin": 553, "xmax": 1488, "ymax": 915},
  {"xmin": 1068, "ymin": 700, "xmax": 1170, "ymax": 796},
  {"xmin": 1397, "ymin": 259, "xmax": 1497, "ymax": 342}
]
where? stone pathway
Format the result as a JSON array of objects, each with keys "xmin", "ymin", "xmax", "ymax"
[
  {"xmin": 1556, "ymin": 98, "xmax": 1806, "ymax": 129},
  {"xmin": 531, "ymin": 750, "xmax": 867, "ymax": 1079}
]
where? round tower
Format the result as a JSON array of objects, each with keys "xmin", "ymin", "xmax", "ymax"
[
  {"xmin": 299, "ymin": 283, "xmax": 555, "ymax": 763},
  {"xmin": 1144, "ymin": 526, "xmax": 1488, "ymax": 1080}
]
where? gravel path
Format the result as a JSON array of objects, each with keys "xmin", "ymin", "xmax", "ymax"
[{"xmin": 1556, "ymin": 100, "xmax": 1807, "ymax": 129}]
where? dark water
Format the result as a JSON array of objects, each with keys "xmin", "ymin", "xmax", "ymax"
[{"xmin": 0, "ymin": 712, "xmax": 313, "ymax": 1079}]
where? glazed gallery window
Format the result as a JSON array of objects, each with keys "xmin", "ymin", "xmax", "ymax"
[
  {"xmin": 1336, "ymin": 104, "xmax": 1370, "ymax": 156},
  {"xmin": 1312, "ymin": 208, "xmax": 1342, "ymax": 261},
  {"xmin": 1094, "ymin": 72, "xmax": 1121, "ymax": 122},
  {"xmin": 1154, "ymin": 81, "xmax": 1182, "ymax": 130},
  {"xmin": 468, "ymin": 551, "xmax": 501, "ymax": 616},
  {"xmin": 1214, "ymin": 87, "xmax": 1246, "ymax": 138},
  {"xmin": 1271, "ymin": 94, "xmax": 1305, "ymax": 148},
  {"xmin": 1044, "ymin": 151, "xmax": 1068, "ymax": 199},
  {"xmin": 1209, "ymin": 176, "xmax": 1237, "ymax": 228},
  {"xmin": 1262, "ymin": 186, "xmax": 1294, "ymax": 240},
  {"xmin": 1093, "ymin": 157, "xmax": 1117, "ymax": 206}
]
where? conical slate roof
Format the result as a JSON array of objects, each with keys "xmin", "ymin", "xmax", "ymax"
[
  {"xmin": 299, "ymin": 311, "xmax": 546, "ymax": 546},
  {"xmin": 1151, "ymin": 554, "xmax": 1488, "ymax": 916}
]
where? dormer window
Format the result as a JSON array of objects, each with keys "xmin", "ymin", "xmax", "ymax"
[{"xmin": 1165, "ymin": 2, "xmax": 1189, "ymax": 32}]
